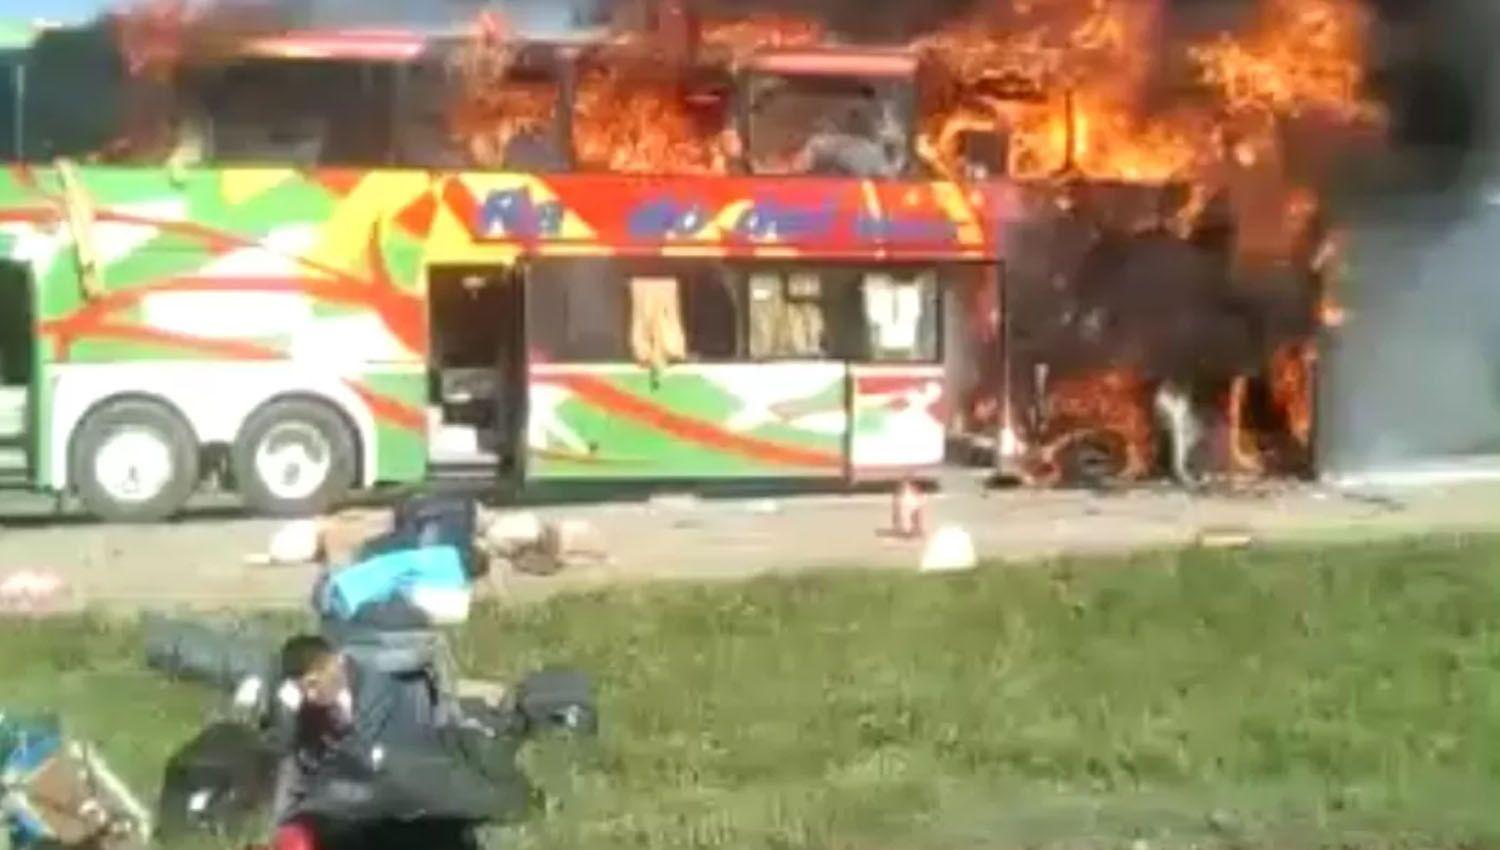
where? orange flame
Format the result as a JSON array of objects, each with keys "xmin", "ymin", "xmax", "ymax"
[
  {"xmin": 1270, "ymin": 340, "xmax": 1317, "ymax": 449},
  {"xmin": 701, "ymin": 14, "xmax": 825, "ymax": 53},
  {"xmin": 914, "ymin": 0, "xmax": 1376, "ymax": 479},
  {"xmin": 447, "ymin": 12, "xmax": 563, "ymax": 167},
  {"xmin": 1191, "ymin": 0, "xmax": 1381, "ymax": 125},
  {"xmin": 1039, "ymin": 368, "xmax": 1155, "ymax": 480},
  {"xmin": 573, "ymin": 65, "xmax": 729, "ymax": 174}
]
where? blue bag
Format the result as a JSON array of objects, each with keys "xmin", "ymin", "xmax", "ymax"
[{"xmin": 318, "ymin": 545, "xmax": 469, "ymax": 622}]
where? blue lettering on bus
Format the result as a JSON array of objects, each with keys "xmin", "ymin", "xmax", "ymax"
[
  {"xmin": 731, "ymin": 198, "xmax": 837, "ymax": 241},
  {"xmin": 855, "ymin": 214, "xmax": 958, "ymax": 243},
  {"xmin": 628, "ymin": 198, "xmax": 708, "ymax": 239},
  {"xmin": 478, "ymin": 188, "xmax": 564, "ymax": 238}
]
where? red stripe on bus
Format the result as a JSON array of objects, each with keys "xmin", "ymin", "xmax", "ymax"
[{"xmin": 549, "ymin": 372, "xmax": 841, "ymax": 469}]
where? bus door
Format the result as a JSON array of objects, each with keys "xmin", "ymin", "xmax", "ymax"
[
  {"xmin": 0, "ymin": 259, "xmax": 33, "ymax": 484},
  {"xmin": 846, "ymin": 269, "xmax": 946, "ymax": 481}
]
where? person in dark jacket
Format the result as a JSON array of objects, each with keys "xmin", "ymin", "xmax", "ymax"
[{"xmin": 267, "ymin": 635, "xmax": 355, "ymax": 829}]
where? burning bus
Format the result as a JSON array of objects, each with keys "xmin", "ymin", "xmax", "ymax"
[{"xmin": 0, "ymin": 0, "xmax": 1378, "ymax": 521}]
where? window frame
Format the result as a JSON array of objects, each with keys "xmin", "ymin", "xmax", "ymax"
[
  {"xmin": 731, "ymin": 261, "xmax": 947, "ymax": 366},
  {"xmin": 188, "ymin": 56, "xmax": 397, "ymax": 169},
  {"xmin": 524, "ymin": 258, "xmax": 951, "ymax": 367},
  {"xmin": 739, "ymin": 70, "xmax": 918, "ymax": 181}
]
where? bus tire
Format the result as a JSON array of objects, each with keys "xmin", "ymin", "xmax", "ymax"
[
  {"xmin": 71, "ymin": 398, "xmax": 200, "ymax": 523},
  {"xmin": 233, "ymin": 398, "xmax": 357, "ymax": 518}
]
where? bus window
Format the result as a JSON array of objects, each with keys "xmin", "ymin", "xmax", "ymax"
[
  {"xmin": 678, "ymin": 265, "xmax": 740, "ymax": 360},
  {"xmin": 528, "ymin": 259, "xmax": 630, "ymax": 362},
  {"xmin": 621, "ymin": 261, "xmax": 740, "ymax": 364},
  {"xmin": 745, "ymin": 75, "xmax": 909, "ymax": 179},
  {"xmin": 194, "ymin": 59, "xmax": 392, "ymax": 167},
  {"xmin": 746, "ymin": 270, "xmax": 861, "ymax": 360},
  {"xmin": 432, "ymin": 41, "xmax": 567, "ymax": 171},
  {"xmin": 861, "ymin": 271, "xmax": 939, "ymax": 363},
  {"xmin": 627, "ymin": 275, "xmax": 686, "ymax": 370},
  {"xmin": 393, "ymin": 53, "xmax": 471, "ymax": 168}
]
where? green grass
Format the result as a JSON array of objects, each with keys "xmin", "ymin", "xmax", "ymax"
[{"xmin": 5, "ymin": 536, "xmax": 1500, "ymax": 849}]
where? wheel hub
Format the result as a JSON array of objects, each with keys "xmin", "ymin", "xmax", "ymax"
[
  {"xmin": 254, "ymin": 421, "xmax": 333, "ymax": 502},
  {"xmin": 93, "ymin": 427, "xmax": 175, "ymax": 504}
]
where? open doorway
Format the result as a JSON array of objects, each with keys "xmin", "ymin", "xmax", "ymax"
[
  {"xmin": 426, "ymin": 266, "xmax": 527, "ymax": 477},
  {"xmin": 0, "ymin": 262, "xmax": 33, "ymax": 480}
]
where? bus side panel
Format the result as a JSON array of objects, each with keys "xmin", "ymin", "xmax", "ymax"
[
  {"xmin": 526, "ymin": 362, "xmax": 847, "ymax": 480},
  {"xmin": 361, "ymin": 369, "xmax": 428, "ymax": 485},
  {"xmin": 848, "ymin": 363, "xmax": 947, "ymax": 481}
]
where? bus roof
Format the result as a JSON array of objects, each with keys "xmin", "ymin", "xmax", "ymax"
[
  {"xmin": 742, "ymin": 48, "xmax": 920, "ymax": 79},
  {"xmin": 237, "ymin": 29, "xmax": 434, "ymax": 62}
]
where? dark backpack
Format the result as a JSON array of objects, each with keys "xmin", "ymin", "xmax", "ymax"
[{"xmin": 156, "ymin": 721, "xmax": 280, "ymax": 842}]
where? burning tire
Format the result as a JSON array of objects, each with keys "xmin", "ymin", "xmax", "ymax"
[
  {"xmin": 70, "ymin": 398, "xmax": 201, "ymax": 523},
  {"xmin": 1052, "ymin": 430, "xmax": 1130, "ymax": 488},
  {"xmin": 233, "ymin": 399, "xmax": 357, "ymax": 518}
]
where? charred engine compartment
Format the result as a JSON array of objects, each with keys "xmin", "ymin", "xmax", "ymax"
[{"xmin": 1002, "ymin": 180, "xmax": 1329, "ymax": 488}]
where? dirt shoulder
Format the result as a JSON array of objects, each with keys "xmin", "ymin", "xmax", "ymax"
[{"xmin": 0, "ymin": 478, "xmax": 1496, "ymax": 612}]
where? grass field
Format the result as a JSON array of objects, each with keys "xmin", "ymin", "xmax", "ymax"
[{"xmin": 3, "ymin": 535, "xmax": 1500, "ymax": 849}]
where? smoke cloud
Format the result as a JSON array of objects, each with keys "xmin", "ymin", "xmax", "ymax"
[{"xmin": 1317, "ymin": 0, "xmax": 1500, "ymax": 481}]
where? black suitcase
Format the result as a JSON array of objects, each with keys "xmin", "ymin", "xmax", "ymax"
[
  {"xmin": 156, "ymin": 721, "xmax": 280, "ymax": 841},
  {"xmin": 514, "ymin": 668, "xmax": 598, "ymax": 736}
]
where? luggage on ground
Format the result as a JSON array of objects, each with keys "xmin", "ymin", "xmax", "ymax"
[
  {"xmin": 316, "ymin": 546, "xmax": 470, "ymax": 626},
  {"xmin": 156, "ymin": 721, "xmax": 279, "ymax": 842},
  {"xmin": 0, "ymin": 715, "xmax": 151, "ymax": 849}
]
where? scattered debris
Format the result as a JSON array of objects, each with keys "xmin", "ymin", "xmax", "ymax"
[
  {"xmin": 543, "ymin": 519, "xmax": 607, "ymax": 562},
  {"xmin": 1338, "ymin": 490, "xmax": 1406, "ymax": 512},
  {"xmin": 0, "ymin": 571, "xmax": 74, "ymax": 617},
  {"xmin": 1194, "ymin": 527, "xmax": 1254, "ymax": 549},
  {"xmin": 511, "ymin": 548, "xmax": 565, "ymax": 577},
  {"xmin": 649, "ymin": 493, "xmax": 701, "ymax": 512},
  {"xmin": 919, "ymin": 525, "xmax": 978, "ymax": 573},
  {"xmin": 247, "ymin": 520, "xmax": 324, "ymax": 566},
  {"xmin": 503, "ymin": 517, "xmax": 608, "ymax": 577},
  {"xmin": 482, "ymin": 511, "xmax": 545, "ymax": 557},
  {"xmin": 0, "ymin": 713, "xmax": 152, "ymax": 849}
]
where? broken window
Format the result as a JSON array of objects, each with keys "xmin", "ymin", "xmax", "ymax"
[
  {"xmin": 572, "ymin": 53, "xmax": 734, "ymax": 175},
  {"xmin": 190, "ymin": 59, "xmax": 393, "ymax": 167},
  {"xmin": 443, "ymin": 40, "xmax": 566, "ymax": 170},
  {"xmin": 392, "ymin": 53, "xmax": 472, "ymax": 168},
  {"xmin": 745, "ymin": 74, "xmax": 910, "ymax": 178}
]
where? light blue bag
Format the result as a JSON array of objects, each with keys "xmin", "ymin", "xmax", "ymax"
[{"xmin": 318, "ymin": 545, "xmax": 469, "ymax": 622}]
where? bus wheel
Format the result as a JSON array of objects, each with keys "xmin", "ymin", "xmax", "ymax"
[
  {"xmin": 71, "ymin": 399, "xmax": 200, "ymax": 523},
  {"xmin": 233, "ymin": 399, "xmax": 357, "ymax": 518}
]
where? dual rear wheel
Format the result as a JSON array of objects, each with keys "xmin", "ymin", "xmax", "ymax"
[{"xmin": 69, "ymin": 398, "xmax": 357, "ymax": 523}]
